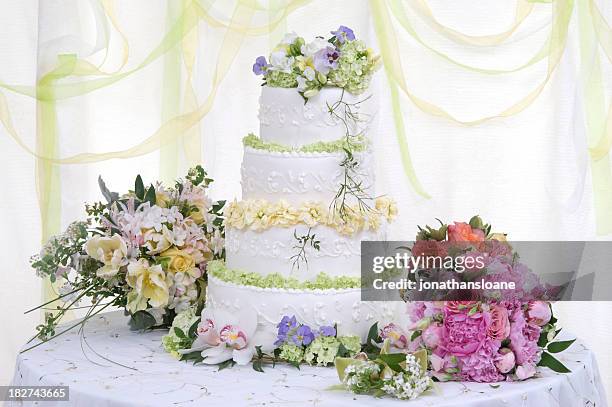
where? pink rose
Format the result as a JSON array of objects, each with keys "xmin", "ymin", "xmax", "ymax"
[
  {"xmin": 515, "ymin": 363, "xmax": 537, "ymax": 380},
  {"xmin": 440, "ymin": 307, "xmax": 488, "ymax": 357},
  {"xmin": 494, "ymin": 348, "xmax": 516, "ymax": 373},
  {"xmin": 422, "ymin": 322, "xmax": 444, "ymax": 349},
  {"xmin": 487, "ymin": 304, "xmax": 511, "ymax": 340},
  {"xmin": 527, "ymin": 301, "xmax": 552, "ymax": 326},
  {"xmin": 445, "ymin": 301, "xmax": 479, "ymax": 314},
  {"xmin": 447, "ymin": 222, "xmax": 485, "ymax": 243}
]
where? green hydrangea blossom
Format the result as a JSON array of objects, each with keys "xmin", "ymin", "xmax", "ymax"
[
  {"xmin": 208, "ymin": 260, "xmax": 360, "ymax": 290},
  {"xmin": 339, "ymin": 335, "xmax": 362, "ymax": 354},
  {"xmin": 242, "ymin": 133, "xmax": 368, "ymax": 154},
  {"xmin": 328, "ymin": 40, "xmax": 379, "ymax": 94},
  {"xmin": 266, "ymin": 70, "xmax": 298, "ymax": 88},
  {"xmin": 304, "ymin": 336, "xmax": 341, "ymax": 366},
  {"xmin": 279, "ymin": 344, "xmax": 304, "ymax": 363},
  {"xmin": 161, "ymin": 307, "xmax": 200, "ymax": 359}
]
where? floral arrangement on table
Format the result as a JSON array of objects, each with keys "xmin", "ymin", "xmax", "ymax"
[
  {"xmin": 376, "ymin": 216, "xmax": 575, "ymax": 382},
  {"xmin": 160, "ymin": 215, "xmax": 576, "ymax": 401},
  {"xmin": 252, "ymin": 25, "xmax": 381, "ymax": 99},
  {"xmin": 27, "ymin": 166, "xmax": 225, "ymax": 351},
  {"xmin": 163, "ymin": 309, "xmax": 362, "ymax": 369}
]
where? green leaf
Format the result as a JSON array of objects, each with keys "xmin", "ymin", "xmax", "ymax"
[
  {"xmin": 366, "ymin": 322, "xmax": 379, "ymax": 346},
  {"xmin": 217, "ymin": 359, "xmax": 236, "ymax": 371},
  {"xmin": 128, "ymin": 310, "xmax": 156, "ymax": 331},
  {"xmin": 538, "ymin": 351, "xmax": 571, "ymax": 373},
  {"xmin": 547, "ymin": 339, "xmax": 576, "ymax": 354},
  {"xmin": 377, "ymin": 353, "xmax": 406, "ymax": 372},
  {"xmin": 253, "ymin": 360, "xmax": 264, "ymax": 373},
  {"xmin": 174, "ymin": 327, "xmax": 186, "ymax": 339},
  {"xmin": 181, "ymin": 350, "xmax": 204, "ymax": 363},
  {"xmin": 135, "ymin": 175, "xmax": 145, "ymax": 199},
  {"xmin": 255, "ymin": 345, "xmax": 263, "ymax": 359},
  {"xmin": 411, "ymin": 330, "xmax": 422, "ymax": 341},
  {"xmin": 144, "ymin": 185, "xmax": 156, "ymax": 205}
]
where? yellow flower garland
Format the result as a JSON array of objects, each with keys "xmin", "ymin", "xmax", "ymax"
[{"xmin": 225, "ymin": 197, "xmax": 396, "ymax": 235}]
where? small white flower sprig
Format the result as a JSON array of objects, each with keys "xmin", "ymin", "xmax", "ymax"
[
  {"xmin": 252, "ymin": 26, "xmax": 381, "ymax": 100},
  {"xmin": 225, "ymin": 197, "xmax": 397, "ymax": 236},
  {"xmin": 334, "ymin": 324, "xmax": 433, "ymax": 400}
]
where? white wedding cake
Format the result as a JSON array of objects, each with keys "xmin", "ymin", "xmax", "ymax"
[{"xmin": 205, "ymin": 29, "xmax": 397, "ymax": 345}]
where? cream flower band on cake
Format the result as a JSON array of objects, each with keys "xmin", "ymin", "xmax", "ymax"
[{"xmin": 225, "ymin": 196, "xmax": 397, "ymax": 235}]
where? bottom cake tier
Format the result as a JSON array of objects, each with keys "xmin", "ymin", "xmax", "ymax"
[{"xmin": 205, "ymin": 262, "xmax": 399, "ymax": 345}]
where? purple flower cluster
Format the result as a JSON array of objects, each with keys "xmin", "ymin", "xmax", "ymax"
[{"xmin": 275, "ymin": 315, "xmax": 336, "ymax": 347}]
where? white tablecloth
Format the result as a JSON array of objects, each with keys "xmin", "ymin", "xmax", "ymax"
[{"xmin": 9, "ymin": 311, "xmax": 608, "ymax": 407}]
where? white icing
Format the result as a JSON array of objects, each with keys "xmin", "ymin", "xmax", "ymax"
[
  {"xmin": 206, "ymin": 274, "xmax": 399, "ymax": 343},
  {"xmin": 241, "ymin": 147, "xmax": 375, "ymax": 205},
  {"xmin": 258, "ymin": 86, "xmax": 376, "ymax": 148},
  {"xmin": 225, "ymin": 223, "xmax": 387, "ymax": 281}
]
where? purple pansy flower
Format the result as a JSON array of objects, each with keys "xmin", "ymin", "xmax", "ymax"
[
  {"xmin": 313, "ymin": 46, "xmax": 340, "ymax": 74},
  {"xmin": 252, "ymin": 56, "xmax": 269, "ymax": 75},
  {"xmin": 277, "ymin": 315, "xmax": 297, "ymax": 335},
  {"xmin": 319, "ymin": 325, "xmax": 336, "ymax": 337},
  {"xmin": 331, "ymin": 25, "xmax": 355, "ymax": 44},
  {"xmin": 291, "ymin": 325, "xmax": 315, "ymax": 346},
  {"xmin": 275, "ymin": 315, "xmax": 297, "ymax": 345}
]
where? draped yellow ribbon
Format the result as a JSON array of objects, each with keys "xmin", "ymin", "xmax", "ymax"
[
  {"xmin": 371, "ymin": 0, "xmax": 573, "ymax": 126},
  {"xmin": 578, "ymin": 0, "xmax": 612, "ymax": 234},
  {"xmin": 0, "ymin": 0, "xmax": 309, "ymax": 165},
  {"xmin": 388, "ymin": 0, "xmax": 550, "ymax": 75},
  {"xmin": 408, "ymin": 0, "xmax": 535, "ymax": 46}
]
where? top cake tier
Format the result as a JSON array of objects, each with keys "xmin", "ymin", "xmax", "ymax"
[{"xmin": 258, "ymin": 86, "xmax": 377, "ymax": 148}]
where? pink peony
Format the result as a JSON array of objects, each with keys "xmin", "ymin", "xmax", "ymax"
[
  {"xmin": 447, "ymin": 222, "xmax": 485, "ymax": 243},
  {"xmin": 440, "ymin": 305, "xmax": 490, "ymax": 357},
  {"xmin": 515, "ymin": 363, "xmax": 537, "ymax": 380},
  {"xmin": 422, "ymin": 322, "xmax": 444, "ymax": 349},
  {"xmin": 527, "ymin": 301, "xmax": 552, "ymax": 326},
  {"xmin": 494, "ymin": 348, "xmax": 516, "ymax": 373},
  {"xmin": 509, "ymin": 309, "xmax": 541, "ymax": 365},
  {"xmin": 457, "ymin": 337, "xmax": 504, "ymax": 382},
  {"xmin": 487, "ymin": 304, "xmax": 511, "ymax": 341}
]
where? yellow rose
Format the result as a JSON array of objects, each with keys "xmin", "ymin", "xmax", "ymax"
[
  {"xmin": 126, "ymin": 259, "xmax": 169, "ymax": 309},
  {"xmin": 189, "ymin": 201, "xmax": 210, "ymax": 225},
  {"xmin": 161, "ymin": 247, "xmax": 195, "ymax": 274},
  {"xmin": 155, "ymin": 191, "xmax": 171, "ymax": 208},
  {"xmin": 225, "ymin": 201, "xmax": 245, "ymax": 229},
  {"xmin": 84, "ymin": 235, "xmax": 128, "ymax": 278}
]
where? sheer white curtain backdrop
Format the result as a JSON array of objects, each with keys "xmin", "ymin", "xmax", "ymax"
[{"xmin": 0, "ymin": 0, "xmax": 611, "ymax": 402}]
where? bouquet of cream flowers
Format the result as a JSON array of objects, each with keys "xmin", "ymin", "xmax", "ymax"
[{"xmin": 27, "ymin": 166, "xmax": 224, "ymax": 350}]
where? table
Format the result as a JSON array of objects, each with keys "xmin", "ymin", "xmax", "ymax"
[{"xmin": 9, "ymin": 311, "xmax": 608, "ymax": 406}]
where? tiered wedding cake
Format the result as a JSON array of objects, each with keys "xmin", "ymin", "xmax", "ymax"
[{"xmin": 205, "ymin": 28, "xmax": 396, "ymax": 345}]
